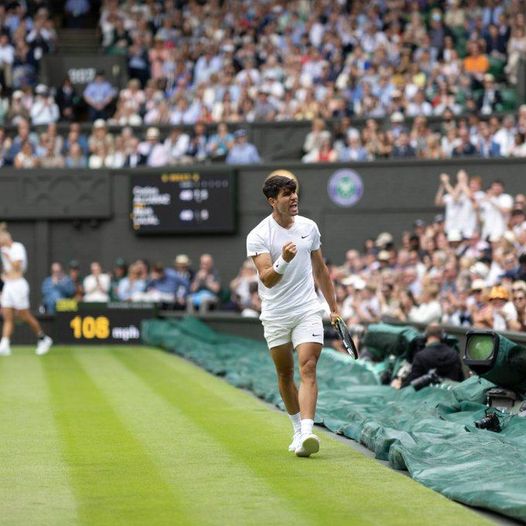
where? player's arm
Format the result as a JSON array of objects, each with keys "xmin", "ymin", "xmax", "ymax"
[
  {"xmin": 0, "ymin": 249, "xmax": 22, "ymax": 273},
  {"xmin": 251, "ymin": 242, "xmax": 297, "ymax": 289},
  {"xmin": 311, "ymin": 248, "xmax": 339, "ymax": 324}
]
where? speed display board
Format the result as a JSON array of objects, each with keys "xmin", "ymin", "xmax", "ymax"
[{"xmin": 131, "ymin": 169, "xmax": 237, "ymax": 234}]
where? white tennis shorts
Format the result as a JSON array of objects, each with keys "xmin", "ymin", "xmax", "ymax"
[
  {"xmin": 262, "ymin": 310, "xmax": 324, "ymax": 350},
  {"xmin": 1, "ymin": 278, "xmax": 30, "ymax": 310}
]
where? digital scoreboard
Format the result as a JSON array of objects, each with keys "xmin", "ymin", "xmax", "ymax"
[{"xmin": 130, "ymin": 169, "xmax": 237, "ymax": 234}]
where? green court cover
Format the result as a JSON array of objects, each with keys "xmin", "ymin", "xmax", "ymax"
[{"xmin": 142, "ymin": 317, "xmax": 526, "ymax": 522}]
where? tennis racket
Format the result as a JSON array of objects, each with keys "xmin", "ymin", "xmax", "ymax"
[{"xmin": 333, "ymin": 317, "xmax": 359, "ymax": 359}]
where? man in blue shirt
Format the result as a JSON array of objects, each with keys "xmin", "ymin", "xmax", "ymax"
[
  {"xmin": 146, "ymin": 263, "xmax": 188, "ymax": 305},
  {"xmin": 41, "ymin": 262, "xmax": 76, "ymax": 313},
  {"xmin": 83, "ymin": 70, "xmax": 116, "ymax": 121},
  {"xmin": 226, "ymin": 129, "xmax": 262, "ymax": 164}
]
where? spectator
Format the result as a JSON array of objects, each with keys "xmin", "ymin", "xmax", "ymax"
[
  {"xmin": 473, "ymin": 286, "xmax": 516, "ymax": 330},
  {"xmin": 110, "ymin": 258, "xmax": 128, "ymax": 301},
  {"xmin": 41, "ymin": 262, "xmax": 76, "ymax": 313},
  {"xmin": 302, "ymin": 118, "xmax": 331, "ymax": 161},
  {"xmin": 142, "ymin": 262, "xmax": 187, "ymax": 304},
  {"xmin": 83, "ymin": 261, "xmax": 111, "ymax": 302},
  {"xmin": 229, "ymin": 259, "xmax": 258, "ymax": 312},
  {"xmin": 68, "ymin": 259, "xmax": 84, "ymax": 301},
  {"xmin": 187, "ymin": 253, "xmax": 221, "ymax": 312},
  {"xmin": 137, "ymin": 127, "xmax": 167, "ymax": 167},
  {"xmin": 226, "ymin": 129, "xmax": 261, "ymax": 165},
  {"xmin": 116, "ymin": 261, "xmax": 146, "ymax": 302},
  {"xmin": 164, "ymin": 127, "xmax": 190, "ymax": 164},
  {"xmin": 56, "ymin": 76, "xmax": 79, "ymax": 121},
  {"xmin": 207, "ymin": 122, "xmax": 234, "ymax": 162},
  {"xmin": 64, "ymin": 142, "xmax": 88, "ymax": 168},
  {"xmin": 408, "ymin": 284, "xmax": 442, "ymax": 324},
  {"xmin": 0, "ymin": 32, "xmax": 15, "ymax": 89},
  {"xmin": 30, "ymin": 84, "xmax": 59, "ymax": 126},
  {"xmin": 83, "ymin": 70, "xmax": 116, "ymax": 121},
  {"xmin": 14, "ymin": 140, "xmax": 37, "ymax": 168},
  {"xmin": 392, "ymin": 132, "xmax": 416, "ymax": 158},
  {"xmin": 64, "ymin": 0, "xmax": 91, "ymax": 28},
  {"xmin": 480, "ymin": 180, "xmax": 513, "ymax": 242}
]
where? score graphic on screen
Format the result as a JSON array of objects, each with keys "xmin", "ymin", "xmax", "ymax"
[{"xmin": 131, "ymin": 170, "xmax": 237, "ymax": 234}]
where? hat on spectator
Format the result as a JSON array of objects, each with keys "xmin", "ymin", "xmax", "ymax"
[
  {"xmin": 12, "ymin": 90, "xmax": 23, "ymax": 99},
  {"xmin": 484, "ymin": 73, "xmax": 495, "ymax": 83},
  {"xmin": 470, "ymin": 261, "xmax": 490, "ymax": 278},
  {"xmin": 391, "ymin": 112, "xmax": 404, "ymax": 123},
  {"xmin": 115, "ymin": 257, "xmax": 126, "ymax": 267},
  {"xmin": 433, "ymin": 214, "xmax": 445, "ymax": 223},
  {"xmin": 470, "ymin": 279, "xmax": 486, "ymax": 291},
  {"xmin": 93, "ymin": 119, "xmax": 107, "ymax": 129},
  {"xmin": 378, "ymin": 250, "xmax": 391, "ymax": 261},
  {"xmin": 35, "ymin": 84, "xmax": 48, "ymax": 95},
  {"xmin": 69, "ymin": 259, "xmax": 80, "ymax": 269},
  {"xmin": 341, "ymin": 275, "xmax": 366, "ymax": 289},
  {"xmin": 414, "ymin": 219, "xmax": 426, "ymax": 228},
  {"xmin": 375, "ymin": 232, "xmax": 393, "ymax": 248},
  {"xmin": 146, "ymin": 127, "xmax": 160, "ymax": 140},
  {"xmin": 234, "ymin": 129, "xmax": 247, "ymax": 138},
  {"xmin": 175, "ymin": 254, "xmax": 191, "ymax": 266},
  {"xmin": 489, "ymin": 286, "xmax": 509, "ymax": 301},
  {"xmin": 447, "ymin": 230, "xmax": 463, "ymax": 242}
]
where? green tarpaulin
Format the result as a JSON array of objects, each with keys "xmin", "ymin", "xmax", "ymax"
[{"xmin": 142, "ymin": 317, "xmax": 526, "ymax": 522}]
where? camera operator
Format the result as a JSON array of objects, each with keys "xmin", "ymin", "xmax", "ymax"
[{"xmin": 402, "ymin": 323, "xmax": 464, "ymax": 387}]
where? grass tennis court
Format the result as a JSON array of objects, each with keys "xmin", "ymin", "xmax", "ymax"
[{"xmin": 0, "ymin": 346, "xmax": 491, "ymax": 526}]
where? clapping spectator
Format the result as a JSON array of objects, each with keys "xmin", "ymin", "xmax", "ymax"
[
  {"xmin": 116, "ymin": 261, "xmax": 146, "ymax": 301},
  {"xmin": 83, "ymin": 261, "xmax": 111, "ymax": 302},
  {"xmin": 41, "ymin": 262, "xmax": 76, "ymax": 313},
  {"xmin": 187, "ymin": 254, "xmax": 221, "ymax": 312}
]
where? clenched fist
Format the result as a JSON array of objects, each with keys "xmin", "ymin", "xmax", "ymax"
[{"xmin": 282, "ymin": 241, "xmax": 297, "ymax": 262}]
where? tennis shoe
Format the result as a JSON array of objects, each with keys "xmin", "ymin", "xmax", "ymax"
[
  {"xmin": 0, "ymin": 343, "xmax": 11, "ymax": 356},
  {"xmin": 288, "ymin": 432, "xmax": 301, "ymax": 452},
  {"xmin": 36, "ymin": 336, "xmax": 53, "ymax": 356},
  {"xmin": 295, "ymin": 433, "xmax": 320, "ymax": 457}
]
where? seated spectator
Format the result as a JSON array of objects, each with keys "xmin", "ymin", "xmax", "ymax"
[
  {"xmin": 473, "ymin": 285, "xmax": 517, "ymax": 330},
  {"xmin": 408, "ymin": 284, "xmax": 442, "ymax": 324},
  {"xmin": 68, "ymin": 259, "xmax": 84, "ymax": 301},
  {"xmin": 14, "ymin": 140, "xmax": 37, "ymax": 168},
  {"xmin": 226, "ymin": 129, "xmax": 261, "ymax": 164},
  {"xmin": 339, "ymin": 133, "xmax": 369, "ymax": 162},
  {"xmin": 207, "ymin": 122, "xmax": 234, "ymax": 161},
  {"xmin": 116, "ymin": 261, "xmax": 146, "ymax": 302},
  {"xmin": 166, "ymin": 254, "xmax": 192, "ymax": 309},
  {"xmin": 0, "ymin": 33, "xmax": 15, "ymax": 89},
  {"xmin": 137, "ymin": 127, "xmax": 167, "ymax": 167},
  {"xmin": 392, "ymin": 132, "xmax": 416, "ymax": 158},
  {"xmin": 184, "ymin": 121, "xmax": 208, "ymax": 163},
  {"xmin": 401, "ymin": 323, "xmax": 464, "ymax": 387},
  {"xmin": 30, "ymin": 84, "xmax": 59, "ymax": 127},
  {"xmin": 187, "ymin": 253, "xmax": 221, "ymax": 312},
  {"xmin": 164, "ymin": 127, "xmax": 190, "ymax": 164},
  {"xmin": 452, "ymin": 128, "xmax": 477, "ymax": 157},
  {"xmin": 83, "ymin": 261, "xmax": 111, "ymax": 302},
  {"xmin": 83, "ymin": 70, "xmax": 116, "ymax": 121},
  {"xmin": 41, "ymin": 262, "xmax": 76, "ymax": 313},
  {"xmin": 509, "ymin": 133, "xmax": 526, "ymax": 157},
  {"xmin": 88, "ymin": 118, "xmax": 114, "ymax": 154},
  {"xmin": 141, "ymin": 262, "xmax": 187, "ymax": 303},
  {"xmin": 64, "ymin": 143, "xmax": 87, "ymax": 167},
  {"xmin": 229, "ymin": 259, "xmax": 258, "ymax": 312},
  {"xmin": 110, "ymin": 258, "xmax": 128, "ymax": 301},
  {"xmin": 478, "ymin": 74, "xmax": 502, "ymax": 115},
  {"xmin": 302, "ymin": 118, "xmax": 331, "ymax": 161}
]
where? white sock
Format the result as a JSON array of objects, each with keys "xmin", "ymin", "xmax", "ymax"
[
  {"xmin": 301, "ymin": 419, "xmax": 314, "ymax": 436},
  {"xmin": 289, "ymin": 412, "xmax": 301, "ymax": 434},
  {"xmin": 1, "ymin": 337, "xmax": 10, "ymax": 347}
]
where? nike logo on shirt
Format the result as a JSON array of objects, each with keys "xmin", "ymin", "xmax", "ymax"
[{"xmin": 301, "ymin": 235, "xmax": 309, "ymax": 239}]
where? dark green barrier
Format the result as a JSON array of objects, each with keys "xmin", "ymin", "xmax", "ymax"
[{"xmin": 143, "ymin": 317, "xmax": 526, "ymax": 522}]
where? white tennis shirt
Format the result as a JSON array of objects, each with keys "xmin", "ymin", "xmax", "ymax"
[
  {"xmin": 246, "ymin": 214, "xmax": 323, "ymax": 321},
  {"xmin": 1, "ymin": 242, "xmax": 28, "ymax": 275}
]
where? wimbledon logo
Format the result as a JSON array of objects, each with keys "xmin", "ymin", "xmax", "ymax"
[{"xmin": 327, "ymin": 169, "xmax": 364, "ymax": 207}]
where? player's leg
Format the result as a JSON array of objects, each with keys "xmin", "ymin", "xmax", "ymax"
[
  {"xmin": 291, "ymin": 311, "xmax": 324, "ymax": 457},
  {"xmin": 17, "ymin": 309, "xmax": 53, "ymax": 355},
  {"xmin": 270, "ymin": 342, "xmax": 302, "ymax": 451},
  {"xmin": 0, "ymin": 307, "xmax": 14, "ymax": 355},
  {"xmin": 294, "ymin": 342, "xmax": 322, "ymax": 457}
]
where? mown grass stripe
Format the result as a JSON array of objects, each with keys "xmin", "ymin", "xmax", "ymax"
[
  {"xmin": 74, "ymin": 348, "xmax": 307, "ymax": 526},
  {"xmin": 0, "ymin": 348, "xmax": 78, "ymax": 526},
  {"xmin": 123, "ymin": 347, "xmax": 491, "ymax": 526},
  {"xmin": 41, "ymin": 348, "xmax": 189, "ymax": 526}
]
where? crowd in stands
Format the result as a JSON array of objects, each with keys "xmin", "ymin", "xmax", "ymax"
[
  {"xmin": 38, "ymin": 168, "xmax": 526, "ymax": 334},
  {"xmin": 0, "ymin": 1, "xmax": 526, "ymax": 167}
]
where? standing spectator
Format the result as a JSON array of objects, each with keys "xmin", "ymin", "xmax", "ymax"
[
  {"xmin": 83, "ymin": 261, "xmax": 111, "ymax": 302},
  {"xmin": 56, "ymin": 76, "xmax": 79, "ymax": 121},
  {"xmin": 0, "ymin": 32, "xmax": 15, "ymax": 89},
  {"xmin": 41, "ymin": 262, "xmax": 76, "ymax": 313},
  {"xmin": 30, "ymin": 84, "xmax": 59, "ymax": 126},
  {"xmin": 226, "ymin": 129, "xmax": 261, "ymax": 164},
  {"xmin": 187, "ymin": 253, "xmax": 221, "ymax": 312},
  {"xmin": 64, "ymin": 0, "xmax": 91, "ymax": 28},
  {"xmin": 480, "ymin": 180, "xmax": 513, "ymax": 242},
  {"xmin": 83, "ymin": 70, "xmax": 116, "ymax": 121}
]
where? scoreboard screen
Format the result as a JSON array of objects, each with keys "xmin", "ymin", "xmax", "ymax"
[{"xmin": 131, "ymin": 169, "xmax": 237, "ymax": 234}]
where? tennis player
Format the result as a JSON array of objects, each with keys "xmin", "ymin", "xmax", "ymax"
[
  {"xmin": 0, "ymin": 229, "xmax": 53, "ymax": 356},
  {"xmin": 246, "ymin": 174, "xmax": 340, "ymax": 457}
]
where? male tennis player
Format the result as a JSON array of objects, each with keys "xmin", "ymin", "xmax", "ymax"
[
  {"xmin": 0, "ymin": 229, "xmax": 53, "ymax": 356},
  {"xmin": 246, "ymin": 174, "xmax": 340, "ymax": 457}
]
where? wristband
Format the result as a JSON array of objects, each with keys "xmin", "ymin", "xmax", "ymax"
[{"xmin": 273, "ymin": 255, "xmax": 289, "ymax": 275}]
